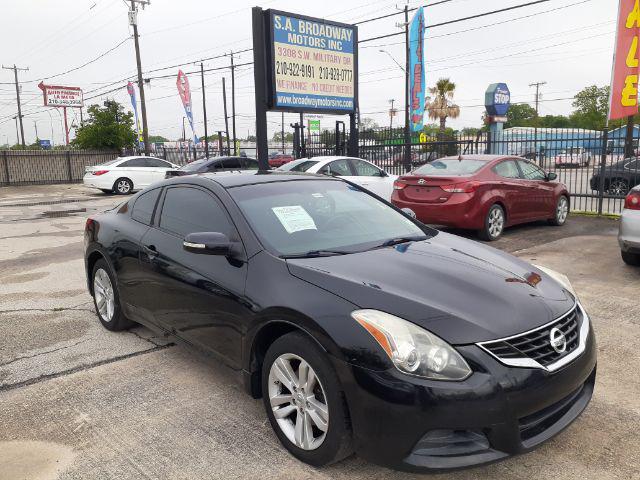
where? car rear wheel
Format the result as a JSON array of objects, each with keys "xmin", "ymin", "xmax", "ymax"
[
  {"xmin": 607, "ymin": 179, "xmax": 629, "ymax": 196},
  {"xmin": 91, "ymin": 259, "xmax": 134, "ymax": 331},
  {"xmin": 262, "ymin": 332, "xmax": 353, "ymax": 467},
  {"xmin": 622, "ymin": 250, "xmax": 640, "ymax": 266},
  {"xmin": 479, "ymin": 204, "xmax": 505, "ymax": 241},
  {"xmin": 549, "ymin": 195, "xmax": 569, "ymax": 226},
  {"xmin": 114, "ymin": 177, "xmax": 133, "ymax": 195}
]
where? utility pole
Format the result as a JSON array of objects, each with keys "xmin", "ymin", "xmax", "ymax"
[
  {"xmin": 13, "ymin": 117, "xmax": 19, "ymax": 145},
  {"xmin": 389, "ymin": 99, "xmax": 395, "ymax": 130},
  {"xmin": 34, "ymin": 120, "xmax": 39, "ymax": 141},
  {"xmin": 222, "ymin": 77, "xmax": 231, "ymax": 155},
  {"xmin": 281, "ymin": 112, "xmax": 285, "ymax": 153},
  {"xmin": 230, "ymin": 52, "xmax": 237, "ymax": 155},
  {"xmin": 2, "ymin": 65, "xmax": 28, "ymax": 147},
  {"xmin": 200, "ymin": 62, "xmax": 209, "ymax": 158},
  {"xmin": 529, "ymin": 81, "xmax": 546, "ymax": 164},
  {"xmin": 129, "ymin": 0, "xmax": 150, "ymax": 155}
]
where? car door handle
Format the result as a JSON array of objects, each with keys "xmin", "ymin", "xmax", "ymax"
[{"xmin": 143, "ymin": 244, "xmax": 158, "ymax": 258}]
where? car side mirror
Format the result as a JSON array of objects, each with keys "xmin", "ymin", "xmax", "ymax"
[
  {"xmin": 379, "ymin": 170, "xmax": 388, "ymax": 177},
  {"xmin": 546, "ymin": 172, "xmax": 558, "ymax": 181},
  {"xmin": 183, "ymin": 232, "xmax": 235, "ymax": 256},
  {"xmin": 401, "ymin": 208, "xmax": 417, "ymax": 219}
]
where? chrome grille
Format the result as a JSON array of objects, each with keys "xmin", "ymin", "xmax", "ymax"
[{"xmin": 478, "ymin": 304, "xmax": 588, "ymax": 372}]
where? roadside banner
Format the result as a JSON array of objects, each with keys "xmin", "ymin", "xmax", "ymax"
[
  {"xmin": 409, "ymin": 7, "xmax": 425, "ymax": 132},
  {"xmin": 609, "ymin": 0, "xmax": 640, "ymax": 121},
  {"xmin": 176, "ymin": 70, "xmax": 199, "ymax": 143},
  {"xmin": 127, "ymin": 82, "xmax": 143, "ymax": 145}
]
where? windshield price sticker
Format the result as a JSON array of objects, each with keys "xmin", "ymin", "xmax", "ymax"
[
  {"xmin": 272, "ymin": 205, "xmax": 317, "ymax": 233},
  {"xmin": 271, "ymin": 13, "xmax": 356, "ymax": 112}
]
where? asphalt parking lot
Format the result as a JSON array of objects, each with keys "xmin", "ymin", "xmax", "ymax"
[{"xmin": 0, "ymin": 184, "xmax": 639, "ymax": 480}]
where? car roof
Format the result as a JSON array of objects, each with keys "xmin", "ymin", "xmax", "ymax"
[
  {"xmin": 116, "ymin": 155, "xmax": 164, "ymax": 161},
  {"xmin": 194, "ymin": 170, "xmax": 336, "ymax": 188},
  {"xmin": 435, "ymin": 155, "xmax": 516, "ymax": 162}
]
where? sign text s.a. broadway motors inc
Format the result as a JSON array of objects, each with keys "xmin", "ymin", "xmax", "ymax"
[{"xmin": 269, "ymin": 11, "xmax": 357, "ymax": 113}]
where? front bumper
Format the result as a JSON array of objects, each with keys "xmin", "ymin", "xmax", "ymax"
[
  {"xmin": 619, "ymin": 208, "xmax": 640, "ymax": 253},
  {"xmin": 332, "ymin": 322, "xmax": 596, "ymax": 472}
]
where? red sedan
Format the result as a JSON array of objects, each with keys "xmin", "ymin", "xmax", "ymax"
[
  {"xmin": 391, "ymin": 155, "xmax": 570, "ymax": 240},
  {"xmin": 268, "ymin": 153, "xmax": 295, "ymax": 168}
]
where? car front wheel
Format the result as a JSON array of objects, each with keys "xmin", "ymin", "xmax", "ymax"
[
  {"xmin": 479, "ymin": 204, "xmax": 505, "ymax": 241},
  {"xmin": 549, "ymin": 195, "xmax": 569, "ymax": 226},
  {"xmin": 262, "ymin": 332, "xmax": 353, "ymax": 467},
  {"xmin": 91, "ymin": 258, "xmax": 134, "ymax": 331}
]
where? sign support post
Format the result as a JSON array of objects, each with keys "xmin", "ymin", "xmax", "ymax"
[
  {"xmin": 252, "ymin": 7, "xmax": 270, "ymax": 171},
  {"xmin": 63, "ymin": 107, "xmax": 69, "ymax": 145}
]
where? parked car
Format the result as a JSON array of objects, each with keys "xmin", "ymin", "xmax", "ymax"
[
  {"xmin": 269, "ymin": 152, "xmax": 295, "ymax": 168},
  {"xmin": 554, "ymin": 147, "xmax": 592, "ymax": 168},
  {"xmin": 590, "ymin": 157, "xmax": 640, "ymax": 196},
  {"xmin": 164, "ymin": 156, "xmax": 258, "ymax": 178},
  {"xmin": 305, "ymin": 156, "xmax": 397, "ymax": 200},
  {"xmin": 83, "ymin": 156, "xmax": 180, "ymax": 194},
  {"xmin": 84, "ymin": 171, "xmax": 595, "ymax": 472},
  {"xmin": 391, "ymin": 155, "xmax": 570, "ymax": 240},
  {"xmin": 619, "ymin": 184, "xmax": 640, "ymax": 266},
  {"xmin": 275, "ymin": 158, "xmax": 319, "ymax": 172}
]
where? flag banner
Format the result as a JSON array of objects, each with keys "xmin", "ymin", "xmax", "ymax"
[
  {"xmin": 127, "ymin": 82, "xmax": 143, "ymax": 145},
  {"xmin": 409, "ymin": 7, "xmax": 425, "ymax": 132},
  {"xmin": 177, "ymin": 70, "xmax": 199, "ymax": 143},
  {"xmin": 609, "ymin": 0, "xmax": 640, "ymax": 121}
]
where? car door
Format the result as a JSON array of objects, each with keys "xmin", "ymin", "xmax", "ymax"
[
  {"xmin": 144, "ymin": 158, "xmax": 174, "ymax": 183},
  {"xmin": 118, "ymin": 157, "xmax": 153, "ymax": 188},
  {"xmin": 348, "ymin": 159, "xmax": 395, "ymax": 200},
  {"xmin": 137, "ymin": 185, "xmax": 249, "ymax": 368},
  {"xmin": 492, "ymin": 159, "xmax": 527, "ymax": 223},
  {"xmin": 516, "ymin": 159, "xmax": 553, "ymax": 218}
]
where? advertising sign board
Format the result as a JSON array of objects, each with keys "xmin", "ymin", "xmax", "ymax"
[
  {"xmin": 267, "ymin": 10, "xmax": 357, "ymax": 114},
  {"xmin": 609, "ymin": 0, "xmax": 640, "ymax": 121},
  {"xmin": 485, "ymin": 83, "xmax": 511, "ymax": 117},
  {"xmin": 38, "ymin": 83, "xmax": 83, "ymax": 108},
  {"xmin": 409, "ymin": 7, "xmax": 425, "ymax": 132}
]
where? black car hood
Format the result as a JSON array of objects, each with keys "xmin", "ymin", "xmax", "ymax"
[{"xmin": 286, "ymin": 232, "xmax": 575, "ymax": 344}]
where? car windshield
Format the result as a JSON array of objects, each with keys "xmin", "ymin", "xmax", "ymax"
[
  {"xmin": 277, "ymin": 160, "xmax": 318, "ymax": 172},
  {"xmin": 179, "ymin": 159, "xmax": 209, "ymax": 171},
  {"xmin": 413, "ymin": 159, "xmax": 485, "ymax": 176},
  {"xmin": 229, "ymin": 179, "xmax": 433, "ymax": 256}
]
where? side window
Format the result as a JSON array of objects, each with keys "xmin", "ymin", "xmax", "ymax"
[
  {"xmin": 221, "ymin": 158, "xmax": 242, "ymax": 169},
  {"xmin": 120, "ymin": 158, "xmax": 147, "ymax": 167},
  {"xmin": 319, "ymin": 159, "xmax": 352, "ymax": 176},
  {"xmin": 493, "ymin": 160, "xmax": 521, "ymax": 179},
  {"xmin": 517, "ymin": 160, "xmax": 546, "ymax": 181},
  {"xmin": 624, "ymin": 160, "xmax": 638, "ymax": 170},
  {"xmin": 242, "ymin": 158, "xmax": 259, "ymax": 170},
  {"xmin": 145, "ymin": 158, "xmax": 171, "ymax": 168},
  {"xmin": 351, "ymin": 159, "xmax": 383, "ymax": 177},
  {"xmin": 131, "ymin": 188, "xmax": 161, "ymax": 225},
  {"xmin": 159, "ymin": 187, "xmax": 232, "ymax": 237}
]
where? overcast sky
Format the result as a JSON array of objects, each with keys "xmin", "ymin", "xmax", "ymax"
[{"xmin": 0, "ymin": 0, "xmax": 616, "ymax": 146}]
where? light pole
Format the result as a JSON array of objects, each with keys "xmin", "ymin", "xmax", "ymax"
[
  {"xmin": 379, "ymin": 49, "xmax": 405, "ymax": 73},
  {"xmin": 46, "ymin": 110, "xmax": 55, "ymax": 146},
  {"xmin": 389, "ymin": 99, "xmax": 396, "ymax": 130},
  {"xmin": 33, "ymin": 120, "xmax": 39, "ymax": 142}
]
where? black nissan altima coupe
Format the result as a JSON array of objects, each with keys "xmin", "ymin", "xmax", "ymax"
[{"xmin": 83, "ymin": 171, "xmax": 596, "ymax": 472}]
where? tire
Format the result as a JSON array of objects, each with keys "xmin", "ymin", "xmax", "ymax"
[
  {"xmin": 262, "ymin": 332, "xmax": 353, "ymax": 467},
  {"xmin": 622, "ymin": 250, "xmax": 640, "ymax": 266},
  {"xmin": 549, "ymin": 195, "xmax": 569, "ymax": 226},
  {"xmin": 91, "ymin": 258, "xmax": 134, "ymax": 331},
  {"xmin": 606, "ymin": 178, "xmax": 629, "ymax": 196},
  {"xmin": 478, "ymin": 204, "xmax": 505, "ymax": 241},
  {"xmin": 100, "ymin": 189, "xmax": 113, "ymax": 194},
  {"xmin": 113, "ymin": 177, "xmax": 133, "ymax": 195}
]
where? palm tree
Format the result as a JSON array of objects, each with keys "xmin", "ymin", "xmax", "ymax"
[{"xmin": 426, "ymin": 78, "xmax": 460, "ymax": 137}]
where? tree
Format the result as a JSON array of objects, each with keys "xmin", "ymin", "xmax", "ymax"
[
  {"xmin": 569, "ymin": 85, "xmax": 610, "ymax": 130},
  {"xmin": 426, "ymin": 78, "xmax": 460, "ymax": 136},
  {"xmin": 73, "ymin": 100, "xmax": 136, "ymax": 150},
  {"xmin": 148, "ymin": 135, "xmax": 169, "ymax": 144},
  {"xmin": 272, "ymin": 131, "xmax": 294, "ymax": 143},
  {"xmin": 504, "ymin": 104, "xmax": 537, "ymax": 128}
]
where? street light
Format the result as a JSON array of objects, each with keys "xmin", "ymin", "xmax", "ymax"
[{"xmin": 379, "ymin": 49, "xmax": 405, "ymax": 73}]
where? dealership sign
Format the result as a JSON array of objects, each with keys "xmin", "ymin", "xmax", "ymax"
[
  {"xmin": 609, "ymin": 0, "xmax": 640, "ymax": 120},
  {"xmin": 267, "ymin": 10, "xmax": 357, "ymax": 113},
  {"xmin": 409, "ymin": 7, "xmax": 425, "ymax": 132},
  {"xmin": 485, "ymin": 83, "xmax": 511, "ymax": 117},
  {"xmin": 37, "ymin": 82, "xmax": 83, "ymax": 107}
]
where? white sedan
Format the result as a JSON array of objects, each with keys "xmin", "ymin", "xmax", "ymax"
[
  {"xmin": 281, "ymin": 156, "xmax": 397, "ymax": 200},
  {"xmin": 83, "ymin": 156, "xmax": 180, "ymax": 194}
]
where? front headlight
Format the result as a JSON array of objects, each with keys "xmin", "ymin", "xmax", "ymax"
[
  {"xmin": 534, "ymin": 265, "xmax": 576, "ymax": 297},
  {"xmin": 351, "ymin": 309, "xmax": 472, "ymax": 381}
]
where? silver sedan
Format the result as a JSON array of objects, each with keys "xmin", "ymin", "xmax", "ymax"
[{"xmin": 619, "ymin": 184, "xmax": 640, "ymax": 266}]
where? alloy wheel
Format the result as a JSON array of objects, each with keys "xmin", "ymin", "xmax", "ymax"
[
  {"xmin": 608, "ymin": 179, "xmax": 629, "ymax": 196},
  {"xmin": 556, "ymin": 197, "xmax": 569, "ymax": 224},
  {"xmin": 117, "ymin": 180, "xmax": 131, "ymax": 194},
  {"xmin": 488, "ymin": 208, "xmax": 504, "ymax": 238},
  {"xmin": 93, "ymin": 268, "xmax": 115, "ymax": 322},
  {"xmin": 268, "ymin": 353, "xmax": 329, "ymax": 451}
]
